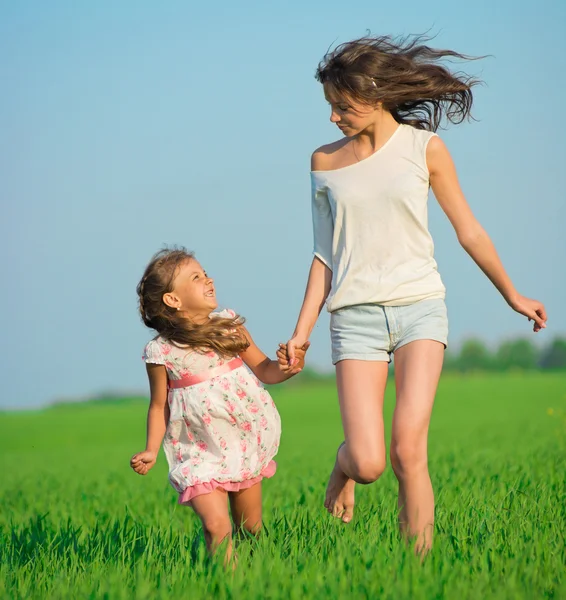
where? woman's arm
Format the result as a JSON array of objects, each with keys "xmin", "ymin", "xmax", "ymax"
[
  {"xmin": 427, "ymin": 136, "xmax": 547, "ymax": 331},
  {"xmin": 287, "ymin": 256, "xmax": 332, "ymax": 364},
  {"xmin": 239, "ymin": 327, "xmax": 309, "ymax": 385},
  {"xmin": 287, "ymin": 150, "xmax": 335, "ymax": 363},
  {"xmin": 130, "ymin": 364, "xmax": 169, "ymax": 475}
]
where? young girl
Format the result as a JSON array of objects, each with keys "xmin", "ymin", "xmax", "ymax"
[
  {"xmin": 285, "ymin": 35, "xmax": 547, "ymax": 553},
  {"xmin": 130, "ymin": 248, "xmax": 307, "ymax": 560}
]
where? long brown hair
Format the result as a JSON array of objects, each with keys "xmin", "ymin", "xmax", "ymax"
[
  {"xmin": 316, "ymin": 34, "xmax": 483, "ymax": 131},
  {"xmin": 136, "ymin": 248, "xmax": 249, "ymax": 358}
]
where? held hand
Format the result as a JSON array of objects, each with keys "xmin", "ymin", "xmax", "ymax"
[
  {"xmin": 277, "ymin": 341, "xmax": 311, "ymax": 374},
  {"xmin": 130, "ymin": 450, "xmax": 157, "ymax": 475},
  {"xmin": 286, "ymin": 335, "xmax": 310, "ymax": 368},
  {"xmin": 509, "ymin": 294, "xmax": 547, "ymax": 332}
]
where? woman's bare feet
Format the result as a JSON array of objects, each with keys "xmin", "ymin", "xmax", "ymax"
[{"xmin": 324, "ymin": 444, "xmax": 355, "ymax": 523}]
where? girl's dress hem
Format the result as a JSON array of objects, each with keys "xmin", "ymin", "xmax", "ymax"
[{"xmin": 178, "ymin": 460, "xmax": 277, "ymax": 505}]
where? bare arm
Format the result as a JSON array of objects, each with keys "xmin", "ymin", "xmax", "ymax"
[
  {"xmin": 287, "ymin": 150, "xmax": 334, "ymax": 362},
  {"xmin": 240, "ymin": 327, "xmax": 309, "ymax": 385},
  {"xmin": 427, "ymin": 136, "xmax": 547, "ymax": 331},
  {"xmin": 288, "ymin": 256, "xmax": 332, "ymax": 354},
  {"xmin": 130, "ymin": 363, "xmax": 169, "ymax": 475}
]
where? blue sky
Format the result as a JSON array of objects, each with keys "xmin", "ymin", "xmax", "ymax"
[{"xmin": 2, "ymin": 0, "xmax": 565, "ymax": 408}]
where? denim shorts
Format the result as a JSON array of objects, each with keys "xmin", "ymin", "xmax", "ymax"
[{"xmin": 330, "ymin": 298, "xmax": 448, "ymax": 364}]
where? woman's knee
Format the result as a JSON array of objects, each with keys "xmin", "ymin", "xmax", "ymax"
[
  {"xmin": 390, "ymin": 440, "xmax": 428, "ymax": 478},
  {"xmin": 349, "ymin": 455, "xmax": 386, "ymax": 484}
]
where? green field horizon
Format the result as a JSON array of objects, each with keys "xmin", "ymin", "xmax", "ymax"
[{"xmin": 1, "ymin": 372, "xmax": 565, "ymax": 599}]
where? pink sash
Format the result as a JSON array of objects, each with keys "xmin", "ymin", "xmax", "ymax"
[{"xmin": 168, "ymin": 357, "xmax": 243, "ymax": 389}]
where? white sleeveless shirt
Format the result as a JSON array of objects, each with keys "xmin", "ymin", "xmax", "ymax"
[{"xmin": 311, "ymin": 123, "xmax": 445, "ymax": 312}]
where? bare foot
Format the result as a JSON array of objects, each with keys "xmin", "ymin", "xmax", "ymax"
[{"xmin": 324, "ymin": 444, "xmax": 355, "ymax": 523}]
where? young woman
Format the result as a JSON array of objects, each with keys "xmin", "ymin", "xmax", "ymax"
[{"xmin": 285, "ymin": 35, "xmax": 547, "ymax": 553}]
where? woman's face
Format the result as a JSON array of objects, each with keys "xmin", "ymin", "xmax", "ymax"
[{"xmin": 324, "ymin": 83, "xmax": 380, "ymax": 136}]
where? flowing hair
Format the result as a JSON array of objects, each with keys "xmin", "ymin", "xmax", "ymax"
[
  {"xmin": 136, "ymin": 248, "xmax": 249, "ymax": 358},
  {"xmin": 316, "ymin": 34, "xmax": 483, "ymax": 131}
]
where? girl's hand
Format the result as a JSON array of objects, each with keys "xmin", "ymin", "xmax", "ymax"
[
  {"xmin": 509, "ymin": 294, "xmax": 547, "ymax": 332},
  {"xmin": 277, "ymin": 341, "xmax": 310, "ymax": 373},
  {"xmin": 130, "ymin": 450, "xmax": 157, "ymax": 475}
]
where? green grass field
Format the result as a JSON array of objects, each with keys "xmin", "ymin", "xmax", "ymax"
[{"xmin": 1, "ymin": 373, "xmax": 565, "ymax": 599}]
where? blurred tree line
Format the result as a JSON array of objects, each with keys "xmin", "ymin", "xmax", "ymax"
[
  {"xmin": 295, "ymin": 336, "xmax": 566, "ymax": 381},
  {"xmin": 443, "ymin": 336, "xmax": 566, "ymax": 372}
]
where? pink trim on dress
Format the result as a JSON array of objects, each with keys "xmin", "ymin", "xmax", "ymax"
[
  {"xmin": 178, "ymin": 460, "xmax": 277, "ymax": 505},
  {"xmin": 168, "ymin": 357, "xmax": 243, "ymax": 389}
]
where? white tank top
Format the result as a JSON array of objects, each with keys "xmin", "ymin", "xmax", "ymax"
[{"xmin": 311, "ymin": 123, "xmax": 445, "ymax": 312}]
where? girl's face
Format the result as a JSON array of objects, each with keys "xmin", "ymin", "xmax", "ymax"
[
  {"xmin": 324, "ymin": 83, "xmax": 380, "ymax": 136},
  {"xmin": 163, "ymin": 259, "xmax": 218, "ymax": 317}
]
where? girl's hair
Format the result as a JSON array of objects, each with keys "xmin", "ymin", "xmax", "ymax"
[
  {"xmin": 136, "ymin": 247, "xmax": 249, "ymax": 358},
  {"xmin": 316, "ymin": 34, "xmax": 482, "ymax": 131}
]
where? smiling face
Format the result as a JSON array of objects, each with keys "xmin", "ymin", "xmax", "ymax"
[
  {"xmin": 162, "ymin": 258, "xmax": 217, "ymax": 320},
  {"xmin": 324, "ymin": 83, "xmax": 381, "ymax": 137}
]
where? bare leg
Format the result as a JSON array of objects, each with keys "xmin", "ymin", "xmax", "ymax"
[
  {"xmin": 229, "ymin": 482, "xmax": 263, "ymax": 538},
  {"xmin": 391, "ymin": 340, "xmax": 444, "ymax": 554},
  {"xmin": 324, "ymin": 359, "xmax": 389, "ymax": 523},
  {"xmin": 190, "ymin": 489, "xmax": 233, "ymax": 564}
]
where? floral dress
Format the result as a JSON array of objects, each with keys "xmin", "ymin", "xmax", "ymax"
[{"xmin": 142, "ymin": 309, "xmax": 281, "ymax": 505}]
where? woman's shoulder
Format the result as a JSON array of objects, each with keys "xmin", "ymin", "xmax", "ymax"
[
  {"xmin": 404, "ymin": 123, "xmax": 439, "ymax": 144},
  {"xmin": 311, "ymin": 138, "xmax": 351, "ymax": 172},
  {"xmin": 401, "ymin": 124, "xmax": 444, "ymax": 169}
]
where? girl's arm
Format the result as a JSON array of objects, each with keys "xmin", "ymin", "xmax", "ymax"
[
  {"xmin": 287, "ymin": 256, "xmax": 332, "ymax": 364},
  {"xmin": 130, "ymin": 364, "xmax": 169, "ymax": 475},
  {"xmin": 427, "ymin": 136, "xmax": 547, "ymax": 332},
  {"xmin": 240, "ymin": 327, "xmax": 310, "ymax": 385}
]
